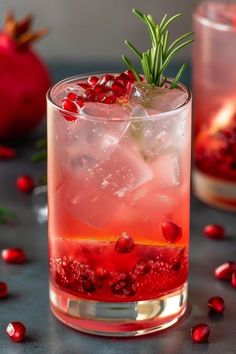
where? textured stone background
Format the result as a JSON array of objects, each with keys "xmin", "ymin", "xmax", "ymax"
[{"xmin": 0, "ymin": 0, "xmax": 199, "ymax": 64}]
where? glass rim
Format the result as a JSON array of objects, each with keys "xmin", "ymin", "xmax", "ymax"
[
  {"xmin": 47, "ymin": 73, "xmax": 192, "ymax": 122},
  {"xmin": 194, "ymin": 1, "xmax": 236, "ymax": 32}
]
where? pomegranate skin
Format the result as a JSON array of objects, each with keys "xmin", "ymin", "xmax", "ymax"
[{"xmin": 0, "ymin": 33, "xmax": 50, "ymax": 140}]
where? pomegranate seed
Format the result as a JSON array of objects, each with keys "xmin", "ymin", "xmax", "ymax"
[
  {"xmin": 84, "ymin": 88, "xmax": 95, "ymax": 100},
  {"xmin": 95, "ymin": 267, "xmax": 108, "ymax": 279},
  {"xmin": 16, "ymin": 175, "xmax": 34, "ymax": 193},
  {"xmin": 125, "ymin": 80, "xmax": 133, "ymax": 95},
  {"xmin": 231, "ymin": 272, "xmax": 236, "ymax": 288},
  {"xmin": 77, "ymin": 82, "xmax": 90, "ymax": 90},
  {"xmin": 76, "ymin": 96, "xmax": 85, "ymax": 108},
  {"xmin": 0, "ymin": 282, "xmax": 8, "ymax": 298},
  {"xmin": 208, "ymin": 296, "xmax": 225, "ymax": 313},
  {"xmin": 115, "ymin": 72, "xmax": 130, "ymax": 83},
  {"xmin": 125, "ymin": 70, "xmax": 136, "ymax": 82},
  {"xmin": 103, "ymin": 95, "xmax": 117, "ymax": 104},
  {"xmin": 191, "ymin": 323, "xmax": 210, "ymax": 343},
  {"xmin": 6, "ymin": 322, "xmax": 26, "ymax": 342},
  {"xmin": 112, "ymin": 82, "xmax": 125, "ymax": 96},
  {"xmin": 66, "ymin": 92, "xmax": 78, "ymax": 101},
  {"xmin": 96, "ymin": 92, "xmax": 109, "ymax": 103},
  {"xmin": 161, "ymin": 222, "xmax": 182, "ymax": 243},
  {"xmin": 82, "ymin": 279, "xmax": 95, "ymax": 292},
  {"xmin": 99, "ymin": 74, "xmax": 114, "ymax": 85},
  {"xmin": 61, "ymin": 99, "xmax": 78, "ymax": 113},
  {"xmin": 87, "ymin": 76, "xmax": 99, "ymax": 85},
  {"xmin": 115, "ymin": 233, "xmax": 134, "ymax": 253},
  {"xmin": 1, "ymin": 248, "xmax": 26, "ymax": 264},
  {"xmin": 215, "ymin": 261, "xmax": 236, "ymax": 280},
  {"xmin": 0, "ymin": 145, "xmax": 16, "ymax": 160},
  {"xmin": 92, "ymin": 84, "xmax": 105, "ymax": 94},
  {"xmin": 203, "ymin": 224, "xmax": 225, "ymax": 240}
]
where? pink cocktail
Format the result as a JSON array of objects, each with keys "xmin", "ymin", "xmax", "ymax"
[{"xmin": 47, "ymin": 72, "xmax": 192, "ymax": 336}]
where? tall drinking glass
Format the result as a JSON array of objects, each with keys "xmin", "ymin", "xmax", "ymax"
[
  {"xmin": 47, "ymin": 74, "xmax": 192, "ymax": 336},
  {"xmin": 193, "ymin": 1, "xmax": 236, "ymax": 210}
]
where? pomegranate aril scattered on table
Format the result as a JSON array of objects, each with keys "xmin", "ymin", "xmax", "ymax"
[
  {"xmin": 231, "ymin": 272, "xmax": 236, "ymax": 288},
  {"xmin": 161, "ymin": 222, "xmax": 182, "ymax": 243},
  {"xmin": 6, "ymin": 321, "xmax": 26, "ymax": 342},
  {"xmin": 214, "ymin": 261, "xmax": 236, "ymax": 280},
  {"xmin": 191, "ymin": 323, "xmax": 210, "ymax": 343},
  {"xmin": 16, "ymin": 175, "xmax": 35, "ymax": 193},
  {"xmin": 1, "ymin": 248, "xmax": 26, "ymax": 264},
  {"xmin": 0, "ymin": 145, "xmax": 16, "ymax": 160},
  {"xmin": 0, "ymin": 282, "xmax": 8, "ymax": 298},
  {"xmin": 208, "ymin": 296, "xmax": 225, "ymax": 313},
  {"xmin": 203, "ymin": 224, "xmax": 225, "ymax": 240}
]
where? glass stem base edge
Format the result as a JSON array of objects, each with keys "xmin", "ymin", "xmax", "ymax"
[{"xmin": 49, "ymin": 282, "xmax": 188, "ymax": 337}]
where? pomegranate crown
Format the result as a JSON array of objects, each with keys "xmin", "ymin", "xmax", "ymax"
[{"xmin": 4, "ymin": 10, "xmax": 48, "ymax": 48}]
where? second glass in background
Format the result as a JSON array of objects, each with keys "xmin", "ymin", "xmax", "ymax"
[{"xmin": 193, "ymin": 1, "xmax": 236, "ymax": 210}]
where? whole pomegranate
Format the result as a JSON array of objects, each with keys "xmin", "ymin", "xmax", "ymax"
[{"xmin": 0, "ymin": 11, "xmax": 50, "ymax": 140}]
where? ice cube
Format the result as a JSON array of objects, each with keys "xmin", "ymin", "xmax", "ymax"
[
  {"xmin": 151, "ymin": 152, "xmax": 181, "ymax": 187},
  {"xmin": 130, "ymin": 82, "xmax": 188, "ymax": 113},
  {"xmin": 81, "ymin": 102, "xmax": 131, "ymax": 120},
  {"xmin": 129, "ymin": 116, "xmax": 173, "ymax": 161},
  {"xmin": 59, "ymin": 111, "xmax": 131, "ymax": 174},
  {"xmin": 58, "ymin": 141, "xmax": 153, "ymax": 228}
]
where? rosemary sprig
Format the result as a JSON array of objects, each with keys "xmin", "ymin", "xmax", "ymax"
[{"xmin": 123, "ymin": 9, "xmax": 194, "ymax": 88}]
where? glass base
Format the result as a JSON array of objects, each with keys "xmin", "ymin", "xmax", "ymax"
[
  {"xmin": 49, "ymin": 282, "xmax": 187, "ymax": 337},
  {"xmin": 193, "ymin": 169, "xmax": 236, "ymax": 211}
]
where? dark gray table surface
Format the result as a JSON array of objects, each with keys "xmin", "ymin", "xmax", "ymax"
[{"xmin": 0, "ymin": 64, "xmax": 236, "ymax": 354}]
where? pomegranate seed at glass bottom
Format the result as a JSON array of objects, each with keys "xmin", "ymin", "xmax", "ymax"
[
  {"xmin": 214, "ymin": 261, "xmax": 236, "ymax": 280},
  {"xmin": 231, "ymin": 272, "xmax": 236, "ymax": 288},
  {"xmin": 1, "ymin": 248, "xmax": 26, "ymax": 264},
  {"xmin": 191, "ymin": 323, "xmax": 210, "ymax": 343},
  {"xmin": 61, "ymin": 99, "xmax": 78, "ymax": 113},
  {"xmin": 95, "ymin": 267, "xmax": 108, "ymax": 279},
  {"xmin": 161, "ymin": 222, "xmax": 182, "ymax": 243},
  {"xmin": 0, "ymin": 282, "xmax": 8, "ymax": 298},
  {"xmin": 87, "ymin": 76, "xmax": 99, "ymax": 85},
  {"xmin": 208, "ymin": 296, "xmax": 225, "ymax": 313},
  {"xmin": 115, "ymin": 233, "xmax": 134, "ymax": 253},
  {"xmin": 203, "ymin": 224, "xmax": 225, "ymax": 240},
  {"xmin": 0, "ymin": 145, "xmax": 16, "ymax": 160},
  {"xmin": 16, "ymin": 175, "xmax": 34, "ymax": 193},
  {"xmin": 6, "ymin": 322, "xmax": 26, "ymax": 342}
]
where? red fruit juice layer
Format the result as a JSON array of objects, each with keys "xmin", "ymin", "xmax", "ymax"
[{"xmin": 49, "ymin": 239, "xmax": 188, "ymax": 302}]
